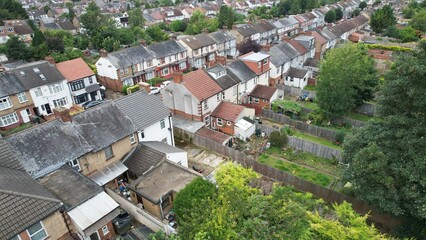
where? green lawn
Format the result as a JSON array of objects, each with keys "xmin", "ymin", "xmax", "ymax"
[
  {"xmin": 266, "ymin": 147, "xmax": 343, "ymax": 177},
  {"xmin": 347, "ymin": 112, "xmax": 378, "ymax": 122},
  {"xmin": 300, "ymin": 101, "xmax": 319, "ymax": 110},
  {"xmin": 293, "ymin": 131, "xmax": 342, "ymax": 150},
  {"xmin": 0, "ymin": 123, "xmax": 33, "ymax": 136},
  {"xmin": 258, "ymin": 154, "xmax": 333, "ymax": 187}
]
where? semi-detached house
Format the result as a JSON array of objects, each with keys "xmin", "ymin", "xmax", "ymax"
[
  {"xmin": 178, "ymin": 33, "xmax": 217, "ymax": 69},
  {"xmin": 11, "ymin": 61, "xmax": 72, "ymax": 117}
]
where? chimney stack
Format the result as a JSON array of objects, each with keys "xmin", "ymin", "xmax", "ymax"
[
  {"xmin": 53, "ymin": 107, "xmax": 71, "ymax": 122},
  {"xmin": 140, "ymin": 40, "xmax": 147, "ymax": 47},
  {"xmin": 138, "ymin": 82, "xmax": 151, "ymax": 94},
  {"xmin": 100, "ymin": 49, "xmax": 108, "ymax": 58},
  {"xmin": 172, "ymin": 72, "xmax": 184, "ymax": 84},
  {"xmin": 45, "ymin": 56, "xmax": 55, "ymax": 65},
  {"xmin": 201, "ymin": 29, "xmax": 209, "ymax": 34},
  {"xmin": 232, "ymin": 24, "xmax": 237, "ymax": 30},
  {"xmin": 222, "ymin": 25, "xmax": 228, "ymax": 30},
  {"xmin": 215, "ymin": 56, "xmax": 226, "ymax": 66}
]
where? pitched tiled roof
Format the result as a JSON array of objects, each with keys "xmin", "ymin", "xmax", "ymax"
[
  {"xmin": 208, "ymin": 30, "xmax": 235, "ymax": 43},
  {"xmin": 180, "ymin": 33, "xmax": 216, "ymax": 49},
  {"xmin": 0, "ymin": 140, "xmax": 24, "ymax": 170},
  {"xmin": 288, "ymin": 39, "xmax": 308, "ymax": 55},
  {"xmin": 6, "ymin": 119, "xmax": 92, "ymax": 178},
  {"xmin": 115, "ymin": 91, "xmax": 170, "ymax": 131},
  {"xmin": 235, "ymin": 24, "xmax": 257, "ymax": 37},
  {"xmin": 12, "ymin": 61, "xmax": 65, "ymax": 90},
  {"xmin": 0, "ymin": 167, "xmax": 61, "ymax": 240},
  {"xmin": 72, "ymin": 102, "xmax": 135, "ymax": 152},
  {"xmin": 287, "ymin": 67, "xmax": 309, "ymax": 79},
  {"xmin": 147, "ymin": 39, "xmax": 186, "ymax": 58},
  {"xmin": 205, "ymin": 64, "xmax": 240, "ymax": 90},
  {"xmin": 0, "ymin": 71, "xmax": 26, "ymax": 98},
  {"xmin": 56, "ymin": 58, "xmax": 94, "ymax": 82},
  {"xmin": 226, "ymin": 60, "xmax": 256, "ymax": 83},
  {"xmin": 249, "ymin": 85, "xmax": 277, "ymax": 100},
  {"xmin": 123, "ymin": 143, "xmax": 165, "ymax": 177},
  {"xmin": 211, "ymin": 101, "xmax": 245, "ymax": 122},
  {"xmin": 106, "ymin": 46, "xmax": 155, "ymax": 69},
  {"xmin": 182, "ymin": 69, "xmax": 222, "ymax": 101}
]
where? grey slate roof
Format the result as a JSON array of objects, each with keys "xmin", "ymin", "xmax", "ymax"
[
  {"xmin": 12, "ymin": 61, "xmax": 65, "ymax": 90},
  {"xmin": 0, "ymin": 140, "xmax": 24, "ymax": 170},
  {"xmin": 123, "ymin": 143, "xmax": 165, "ymax": 177},
  {"xmin": 107, "ymin": 46, "xmax": 155, "ymax": 69},
  {"xmin": 39, "ymin": 165, "xmax": 103, "ymax": 210},
  {"xmin": 115, "ymin": 91, "xmax": 170, "ymax": 131},
  {"xmin": 147, "ymin": 39, "xmax": 186, "ymax": 58},
  {"xmin": 0, "ymin": 167, "xmax": 61, "ymax": 240},
  {"xmin": 180, "ymin": 33, "xmax": 217, "ymax": 49},
  {"xmin": 6, "ymin": 119, "xmax": 92, "ymax": 178},
  {"xmin": 235, "ymin": 24, "xmax": 257, "ymax": 37},
  {"xmin": 275, "ymin": 42, "xmax": 300, "ymax": 60},
  {"xmin": 269, "ymin": 45, "xmax": 292, "ymax": 67},
  {"xmin": 253, "ymin": 21, "xmax": 276, "ymax": 33},
  {"xmin": 208, "ymin": 30, "xmax": 236, "ymax": 43},
  {"xmin": 72, "ymin": 102, "xmax": 135, "ymax": 152},
  {"xmin": 205, "ymin": 65, "xmax": 240, "ymax": 90},
  {"xmin": 0, "ymin": 71, "xmax": 26, "ymax": 98},
  {"xmin": 287, "ymin": 67, "xmax": 309, "ymax": 79},
  {"xmin": 226, "ymin": 60, "xmax": 256, "ymax": 83}
]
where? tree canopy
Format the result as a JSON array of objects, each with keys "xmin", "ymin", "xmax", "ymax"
[
  {"xmin": 237, "ymin": 39, "xmax": 261, "ymax": 55},
  {"xmin": 370, "ymin": 5, "xmax": 396, "ymax": 33},
  {"xmin": 342, "ymin": 41, "xmax": 426, "ymax": 239},
  {"xmin": 334, "ymin": 7, "xmax": 343, "ymax": 20},
  {"xmin": 172, "ymin": 163, "xmax": 386, "ymax": 240},
  {"xmin": 325, "ymin": 10, "xmax": 337, "ymax": 23},
  {"xmin": 359, "ymin": 1, "xmax": 367, "ymax": 10},
  {"xmin": 4, "ymin": 36, "xmax": 32, "ymax": 61},
  {"xmin": 316, "ymin": 43, "xmax": 378, "ymax": 118}
]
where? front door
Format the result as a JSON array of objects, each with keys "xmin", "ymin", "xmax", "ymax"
[
  {"xmin": 20, "ymin": 109, "xmax": 31, "ymax": 123},
  {"xmin": 45, "ymin": 104, "xmax": 52, "ymax": 114},
  {"xmin": 88, "ymin": 231, "xmax": 100, "ymax": 240},
  {"xmin": 90, "ymin": 91, "xmax": 97, "ymax": 101}
]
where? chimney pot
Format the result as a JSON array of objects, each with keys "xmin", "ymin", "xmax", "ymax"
[
  {"xmin": 172, "ymin": 72, "xmax": 184, "ymax": 84},
  {"xmin": 100, "ymin": 49, "xmax": 108, "ymax": 58},
  {"xmin": 45, "ymin": 56, "xmax": 55, "ymax": 65},
  {"xmin": 138, "ymin": 82, "xmax": 151, "ymax": 94}
]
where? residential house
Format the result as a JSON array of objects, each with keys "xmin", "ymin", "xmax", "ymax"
[
  {"xmin": 178, "ymin": 33, "xmax": 217, "ymax": 69},
  {"xmin": 320, "ymin": 28, "xmax": 338, "ymax": 49},
  {"xmin": 0, "ymin": 140, "xmax": 70, "ymax": 240},
  {"xmin": 285, "ymin": 67, "xmax": 310, "ymax": 89},
  {"xmin": 205, "ymin": 64, "xmax": 240, "ymax": 104},
  {"xmin": 96, "ymin": 45, "xmax": 156, "ymax": 92},
  {"xmin": 48, "ymin": 7, "xmax": 69, "ymax": 18},
  {"xmin": 305, "ymin": 30, "xmax": 328, "ymax": 60},
  {"xmin": 0, "ymin": 26, "xmax": 15, "ymax": 44},
  {"xmin": 162, "ymin": 8, "xmax": 184, "ymax": 21},
  {"xmin": 243, "ymin": 84, "xmax": 280, "ymax": 115},
  {"xmin": 56, "ymin": 57, "xmax": 103, "ymax": 105},
  {"xmin": 3, "ymin": 20, "xmax": 33, "ymax": 44},
  {"xmin": 28, "ymin": 9, "xmax": 49, "ymax": 21},
  {"xmin": 147, "ymin": 39, "xmax": 188, "ymax": 79},
  {"xmin": 40, "ymin": 18, "xmax": 78, "ymax": 35},
  {"xmin": 209, "ymin": 30, "xmax": 237, "ymax": 58},
  {"xmin": 252, "ymin": 20, "xmax": 277, "ymax": 45},
  {"xmin": 115, "ymin": 90, "xmax": 174, "ymax": 146},
  {"xmin": 294, "ymin": 35, "xmax": 316, "ymax": 61},
  {"xmin": 225, "ymin": 60, "xmax": 258, "ymax": 104},
  {"xmin": 271, "ymin": 17, "xmax": 299, "ymax": 38},
  {"xmin": 239, "ymin": 52, "xmax": 271, "ymax": 92},
  {"xmin": 303, "ymin": 58, "xmax": 320, "ymax": 77},
  {"xmin": 161, "ymin": 70, "xmax": 222, "ymax": 125},
  {"xmin": 0, "ymin": 71, "xmax": 35, "ymax": 130},
  {"xmin": 114, "ymin": 12, "xmax": 129, "ymax": 28},
  {"xmin": 210, "ymin": 101, "xmax": 255, "ymax": 138},
  {"xmin": 11, "ymin": 61, "xmax": 73, "ymax": 117},
  {"xmin": 230, "ymin": 24, "xmax": 260, "ymax": 45},
  {"xmin": 268, "ymin": 43, "xmax": 298, "ymax": 86},
  {"xmin": 199, "ymin": 2, "xmax": 219, "ymax": 17},
  {"xmin": 286, "ymin": 39, "xmax": 311, "ymax": 69},
  {"xmin": 39, "ymin": 165, "xmax": 120, "ymax": 240}
]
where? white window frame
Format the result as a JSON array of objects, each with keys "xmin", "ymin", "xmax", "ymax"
[
  {"xmin": 204, "ymin": 115, "xmax": 210, "ymax": 125},
  {"xmin": 217, "ymin": 118, "xmax": 223, "ymax": 126},
  {"xmin": 104, "ymin": 145, "xmax": 114, "ymax": 159},
  {"xmin": 48, "ymin": 83, "xmax": 64, "ymax": 94},
  {"xmin": 254, "ymin": 97, "xmax": 259, "ymax": 104},
  {"xmin": 227, "ymin": 121, "xmax": 231, "ymax": 126},
  {"xmin": 34, "ymin": 87, "xmax": 43, "ymax": 97},
  {"xmin": 161, "ymin": 68, "xmax": 170, "ymax": 76},
  {"xmin": 0, "ymin": 97, "xmax": 13, "ymax": 110},
  {"xmin": 53, "ymin": 97, "xmax": 67, "ymax": 108},
  {"xmin": 68, "ymin": 159, "xmax": 81, "ymax": 171},
  {"xmin": 203, "ymin": 101, "xmax": 208, "ymax": 110},
  {"xmin": 123, "ymin": 78, "xmax": 133, "ymax": 86},
  {"xmin": 130, "ymin": 133, "xmax": 136, "ymax": 144},
  {"xmin": 139, "ymin": 130, "xmax": 145, "ymax": 139},
  {"xmin": 17, "ymin": 92, "xmax": 28, "ymax": 103},
  {"xmin": 160, "ymin": 119, "xmax": 165, "ymax": 129},
  {"xmin": 26, "ymin": 221, "xmax": 47, "ymax": 240},
  {"xmin": 208, "ymin": 54, "xmax": 215, "ymax": 61},
  {"xmin": 0, "ymin": 112, "xmax": 19, "ymax": 127},
  {"xmin": 102, "ymin": 225, "xmax": 109, "ymax": 236},
  {"xmin": 179, "ymin": 62, "xmax": 186, "ymax": 70},
  {"xmin": 146, "ymin": 71, "xmax": 154, "ymax": 80}
]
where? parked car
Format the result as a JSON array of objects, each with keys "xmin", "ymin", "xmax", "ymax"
[
  {"xmin": 82, "ymin": 100, "xmax": 103, "ymax": 109},
  {"xmin": 160, "ymin": 80, "xmax": 171, "ymax": 88},
  {"xmin": 149, "ymin": 87, "xmax": 161, "ymax": 95},
  {"xmin": 112, "ymin": 210, "xmax": 134, "ymax": 235}
]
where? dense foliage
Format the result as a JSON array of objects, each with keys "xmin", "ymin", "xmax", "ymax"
[
  {"xmin": 342, "ymin": 41, "xmax": 426, "ymax": 239},
  {"xmin": 237, "ymin": 39, "xmax": 261, "ymax": 55},
  {"xmin": 0, "ymin": 0, "xmax": 28, "ymax": 24},
  {"xmin": 370, "ymin": 5, "xmax": 396, "ymax": 33},
  {"xmin": 316, "ymin": 44, "xmax": 378, "ymax": 118},
  {"xmin": 171, "ymin": 163, "xmax": 386, "ymax": 239}
]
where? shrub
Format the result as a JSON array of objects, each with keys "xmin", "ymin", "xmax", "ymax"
[
  {"xmin": 308, "ymin": 109, "xmax": 329, "ymax": 125},
  {"xmin": 334, "ymin": 131, "xmax": 346, "ymax": 145},
  {"xmin": 269, "ymin": 131, "xmax": 288, "ymax": 147},
  {"xmin": 122, "ymin": 85, "xmax": 130, "ymax": 95},
  {"xmin": 282, "ymin": 126, "xmax": 294, "ymax": 136}
]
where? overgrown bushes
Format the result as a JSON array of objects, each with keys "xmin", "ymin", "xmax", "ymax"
[{"xmin": 269, "ymin": 131, "xmax": 288, "ymax": 147}]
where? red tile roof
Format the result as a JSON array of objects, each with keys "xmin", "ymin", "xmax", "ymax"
[
  {"xmin": 211, "ymin": 101, "xmax": 245, "ymax": 122},
  {"xmin": 182, "ymin": 69, "xmax": 222, "ymax": 101},
  {"xmin": 288, "ymin": 40, "xmax": 308, "ymax": 55},
  {"xmin": 196, "ymin": 127, "xmax": 232, "ymax": 145},
  {"xmin": 249, "ymin": 85, "xmax": 277, "ymax": 100},
  {"xmin": 310, "ymin": 31, "xmax": 327, "ymax": 45},
  {"xmin": 56, "ymin": 58, "xmax": 94, "ymax": 82}
]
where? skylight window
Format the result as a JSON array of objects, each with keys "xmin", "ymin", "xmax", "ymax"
[
  {"xmin": 33, "ymin": 67, "xmax": 40, "ymax": 73},
  {"xmin": 19, "ymin": 71, "xmax": 25, "ymax": 76},
  {"xmin": 39, "ymin": 74, "xmax": 46, "ymax": 80}
]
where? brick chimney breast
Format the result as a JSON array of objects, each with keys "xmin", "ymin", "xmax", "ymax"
[
  {"xmin": 100, "ymin": 49, "xmax": 108, "ymax": 58},
  {"xmin": 45, "ymin": 56, "xmax": 55, "ymax": 65},
  {"xmin": 138, "ymin": 82, "xmax": 151, "ymax": 94},
  {"xmin": 172, "ymin": 72, "xmax": 184, "ymax": 84}
]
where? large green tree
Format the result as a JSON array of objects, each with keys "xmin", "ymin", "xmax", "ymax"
[
  {"xmin": 4, "ymin": 36, "xmax": 32, "ymax": 60},
  {"xmin": 290, "ymin": 0, "xmax": 302, "ymax": 14},
  {"xmin": 342, "ymin": 41, "xmax": 426, "ymax": 239},
  {"xmin": 316, "ymin": 43, "xmax": 378, "ymax": 118},
  {"xmin": 128, "ymin": 8, "xmax": 145, "ymax": 28},
  {"xmin": 325, "ymin": 10, "xmax": 337, "ymax": 23},
  {"xmin": 370, "ymin": 5, "xmax": 396, "ymax": 33},
  {"xmin": 359, "ymin": 1, "xmax": 367, "ymax": 10},
  {"xmin": 334, "ymin": 7, "xmax": 343, "ymax": 20},
  {"xmin": 169, "ymin": 20, "xmax": 187, "ymax": 32},
  {"xmin": 410, "ymin": 9, "xmax": 426, "ymax": 32},
  {"xmin": 217, "ymin": 5, "xmax": 235, "ymax": 29}
]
